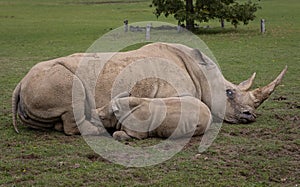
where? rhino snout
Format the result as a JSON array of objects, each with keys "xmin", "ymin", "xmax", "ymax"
[{"xmin": 239, "ymin": 110, "xmax": 257, "ymax": 123}]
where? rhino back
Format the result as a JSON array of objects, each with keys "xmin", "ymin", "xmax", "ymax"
[{"xmin": 95, "ymin": 43, "xmax": 198, "ymax": 108}]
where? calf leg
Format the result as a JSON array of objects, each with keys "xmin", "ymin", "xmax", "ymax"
[{"xmin": 113, "ymin": 130, "xmax": 131, "ymax": 141}]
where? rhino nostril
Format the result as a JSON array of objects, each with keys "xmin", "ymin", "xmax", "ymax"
[
  {"xmin": 242, "ymin": 111, "xmax": 252, "ymax": 116},
  {"xmin": 240, "ymin": 110, "xmax": 257, "ymax": 123},
  {"xmin": 242, "ymin": 111, "xmax": 257, "ymax": 118}
]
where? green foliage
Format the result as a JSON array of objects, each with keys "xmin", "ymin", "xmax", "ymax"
[
  {"xmin": 151, "ymin": 0, "xmax": 261, "ymax": 29},
  {"xmin": 151, "ymin": 0, "xmax": 185, "ymax": 23},
  {"xmin": 228, "ymin": 1, "xmax": 261, "ymax": 28}
]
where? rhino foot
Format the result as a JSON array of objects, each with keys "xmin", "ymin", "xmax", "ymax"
[
  {"xmin": 113, "ymin": 131, "xmax": 131, "ymax": 141},
  {"xmin": 79, "ymin": 120, "xmax": 106, "ymax": 136}
]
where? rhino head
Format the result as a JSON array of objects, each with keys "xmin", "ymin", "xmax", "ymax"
[{"xmin": 223, "ymin": 66, "xmax": 287, "ymax": 124}]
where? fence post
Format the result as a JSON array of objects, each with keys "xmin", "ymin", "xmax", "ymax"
[
  {"xmin": 146, "ymin": 23, "xmax": 151, "ymax": 40},
  {"xmin": 221, "ymin": 19, "xmax": 225, "ymax": 28},
  {"xmin": 177, "ymin": 25, "xmax": 182, "ymax": 33},
  {"xmin": 124, "ymin": 19, "xmax": 128, "ymax": 32},
  {"xmin": 261, "ymin": 19, "xmax": 266, "ymax": 33}
]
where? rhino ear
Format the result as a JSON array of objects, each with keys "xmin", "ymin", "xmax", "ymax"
[{"xmin": 238, "ymin": 72, "xmax": 256, "ymax": 91}]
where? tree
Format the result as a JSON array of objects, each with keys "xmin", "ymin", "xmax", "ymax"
[{"xmin": 151, "ymin": 0, "xmax": 260, "ymax": 30}]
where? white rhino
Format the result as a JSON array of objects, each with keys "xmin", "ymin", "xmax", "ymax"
[{"xmin": 12, "ymin": 42, "xmax": 287, "ymax": 139}]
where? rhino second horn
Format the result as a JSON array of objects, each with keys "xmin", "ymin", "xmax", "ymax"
[
  {"xmin": 250, "ymin": 66, "xmax": 288, "ymax": 108},
  {"xmin": 238, "ymin": 72, "xmax": 256, "ymax": 91}
]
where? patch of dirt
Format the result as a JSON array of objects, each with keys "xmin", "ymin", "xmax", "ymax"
[
  {"xmin": 183, "ymin": 136, "xmax": 202, "ymax": 150},
  {"xmin": 86, "ymin": 153, "xmax": 111, "ymax": 163},
  {"xmin": 287, "ymin": 102, "xmax": 300, "ymax": 109},
  {"xmin": 272, "ymin": 95, "xmax": 300, "ymax": 109},
  {"xmin": 272, "ymin": 95, "xmax": 288, "ymax": 101},
  {"xmin": 18, "ymin": 153, "xmax": 41, "ymax": 160},
  {"xmin": 0, "ymin": 15, "xmax": 15, "ymax": 19},
  {"xmin": 30, "ymin": 130, "xmax": 80, "ymax": 143},
  {"xmin": 274, "ymin": 114, "xmax": 300, "ymax": 126}
]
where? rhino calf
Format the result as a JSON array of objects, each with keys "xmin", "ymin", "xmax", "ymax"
[{"xmin": 96, "ymin": 96, "xmax": 212, "ymax": 140}]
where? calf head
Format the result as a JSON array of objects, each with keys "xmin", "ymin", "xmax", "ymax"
[{"xmin": 223, "ymin": 66, "xmax": 287, "ymax": 124}]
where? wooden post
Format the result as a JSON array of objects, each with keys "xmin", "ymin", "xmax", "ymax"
[
  {"xmin": 177, "ymin": 25, "xmax": 182, "ymax": 33},
  {"xmin": 221, "ymin": 19, "xmax": 225, "ymax": 28},
  {"xmin": 146, "ymin": 23, "xmax": 151, "ymax": 40},
  {"xmin": 124, "ymin": 19, "xmax": 128, "ymax": 32},
  {"xmin": 261, "ymin": 19, "xmax": 265, "ymax": 33}
]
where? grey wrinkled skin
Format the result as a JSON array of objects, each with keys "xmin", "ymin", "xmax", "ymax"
[{"xmin": 12, "ymin": 42, "xmax": 287, "ymax": 138}]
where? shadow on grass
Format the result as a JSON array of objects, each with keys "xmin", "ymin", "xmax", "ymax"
[
  {"xmin": 69, "ymin": 0, "xmax": 147, "ymax": 5},
  {"xmin": 192, "ymin": 27, "xmax": 257, "ymax": 35}
]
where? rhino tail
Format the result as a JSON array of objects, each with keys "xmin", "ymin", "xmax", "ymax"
[{"xmin": 12, "ymin": 82, "xmax": 21, "ymax": 133}]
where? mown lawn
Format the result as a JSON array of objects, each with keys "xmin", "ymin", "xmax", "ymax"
[{"xmin": 0, "ymin": 0, "xmax": 299, "ymax": 186}]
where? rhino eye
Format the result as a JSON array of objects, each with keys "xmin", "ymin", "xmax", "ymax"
[{"xmin": 226, "ymin": 89, "xmax": 235, "ymax": 99}]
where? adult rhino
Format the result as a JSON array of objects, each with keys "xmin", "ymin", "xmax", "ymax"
[{"xmin": 12, "ymin": 42, "xmax": 287, "ymax": 139}]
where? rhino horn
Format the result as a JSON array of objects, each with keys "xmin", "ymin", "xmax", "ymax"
[
  {"xmin": 238, "ymin": 72, "xmax": 256, "ymax": 91},
  {"xmin": 250, "ymin": 66, "xmax": 288, "ymax": 108}
]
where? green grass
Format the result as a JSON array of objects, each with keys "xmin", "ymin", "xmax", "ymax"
[{"xmin": 1, "ymin": 0, "xmax": 299, "ymax": 186}]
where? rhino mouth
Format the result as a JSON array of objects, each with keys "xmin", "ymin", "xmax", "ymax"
[
  {"xmin": 238, "ymin": 111, "xmax": 257, "ymax": 123},
  {"xmin": 225, "ymin": 111, "xmax": 257, "ymax": 124}
]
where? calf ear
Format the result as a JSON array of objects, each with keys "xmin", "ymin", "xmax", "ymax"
[
  {"xmin": 238, "ymin": 72, "xmax": 256, "ymax": 91},
  {"xmin": 96, "ymin": 105, "xmax": 112, "ymax": 119}
]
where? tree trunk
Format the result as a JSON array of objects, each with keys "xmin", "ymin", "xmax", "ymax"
[
  {"xmin": 185, "ymin": 0, "xmax": 194, "ymax": 30},
  {"xmin": 221, "ymin": 19, "xmax": 225, "ymax": 28}
]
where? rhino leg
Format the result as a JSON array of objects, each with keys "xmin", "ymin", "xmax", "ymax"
[
  {"xmin": 61, "ymin": 111, "xmax": 105, "ymax": 136},
  {"xmin": 60, "ymin": 112, "xmax": 80, "ymax": 135},
  {"xmin": 17, "ymin": 101, "xmax": 55, "ymax": 130},
  {"xmin": 63, "ymin": 75, "xmax": 106, "ymax": 136},
  {"xmin": 18, "ymin": 114, "xmax": 54, "ymax": 130}
]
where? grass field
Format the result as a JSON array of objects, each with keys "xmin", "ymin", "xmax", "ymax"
[{"xmin": 0, "ymin": 0, "xmax": 299, "ymax": 186}]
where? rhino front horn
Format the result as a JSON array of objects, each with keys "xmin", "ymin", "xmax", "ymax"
[{"xmin": 250, "ymin": 66, "xmax": 288, "ymax": 108}]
